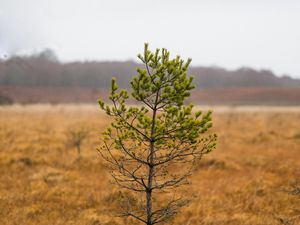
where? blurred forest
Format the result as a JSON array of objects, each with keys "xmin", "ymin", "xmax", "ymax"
[{"xmin": 1, "ymin": 50, "xmax": 300, "ymax": 105}]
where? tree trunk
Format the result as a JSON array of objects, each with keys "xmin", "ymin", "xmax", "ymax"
[
  {"xmin": 146, "ymin": 162, "xmax": 154, "ymax": 225},
  {"xmin": 76, "ymin": 145, "xmax": 81, "ymax": 156},
  {"xmin": 147, "ymin": 105, "xmax": 157, "ymax": 225}
]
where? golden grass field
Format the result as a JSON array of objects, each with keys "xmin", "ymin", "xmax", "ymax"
[{"xmin": 0, "ymin": 104, "xmax": 299, "ymax": 225}]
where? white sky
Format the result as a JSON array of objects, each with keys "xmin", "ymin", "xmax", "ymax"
[{"xmin": 0, "ymin": 0, "xmax": 300, "ymax": 78}]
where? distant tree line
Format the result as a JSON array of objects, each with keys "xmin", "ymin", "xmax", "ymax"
[{"xmin": 0, "ymin": 50, "xmax": 299, "ymax": 89}]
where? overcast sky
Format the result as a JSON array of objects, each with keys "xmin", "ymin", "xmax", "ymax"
[{"xmin": 0, "ymin": 0, "xmax": 300, "ymax": 77}]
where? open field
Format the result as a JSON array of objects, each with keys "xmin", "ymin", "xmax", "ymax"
[{"xmin": 0, "ymin": 104, "xmax": 299, "ymax": 225}]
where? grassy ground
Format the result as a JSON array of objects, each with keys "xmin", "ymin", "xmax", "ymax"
[{"xmin": 0, "ymin": 105, "xmax": 299, "ymax": 225}]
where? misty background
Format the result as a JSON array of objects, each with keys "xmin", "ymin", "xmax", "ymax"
[
  {"xmin": 1, "ymin": 0, "xmax": 300, "ymax": 77},
  {"xmin": 0, "ymin": 0, "xmax": 300, "ymax": 105}
]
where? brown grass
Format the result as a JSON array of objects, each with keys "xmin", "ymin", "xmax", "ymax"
[{"xmin": 0, "ymin": 105, "xmax": 299, "ymax": 225}]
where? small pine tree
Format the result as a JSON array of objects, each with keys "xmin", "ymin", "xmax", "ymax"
[
  {"xmin": 98, "ymin": 43, "xmax": 217, "ymax": 225},
  {"xmin": 66, "ymin": 127, "xmax": 89, "ymax": 157}
]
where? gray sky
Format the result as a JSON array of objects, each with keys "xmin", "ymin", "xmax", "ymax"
[{"xmin": 0, "ymin": 0, "xmax": 300, "ymax": 78}]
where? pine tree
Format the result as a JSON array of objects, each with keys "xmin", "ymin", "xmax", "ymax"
[{"xmin": 98, "ymin": 43, "xmax": 217, "ymax": 225}]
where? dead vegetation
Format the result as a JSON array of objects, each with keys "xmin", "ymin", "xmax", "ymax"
[
  {"xmin": 65, "ymin": 125, "xmax": 90, "ymax": 157},
  {"xmin": 0, "ymin": 105, "xmax": 299, "ymax": 225}
]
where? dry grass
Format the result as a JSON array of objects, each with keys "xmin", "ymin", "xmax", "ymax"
[{"xmin": 0, "ymin": 104, "xmax": 299, "ymax": 225}]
